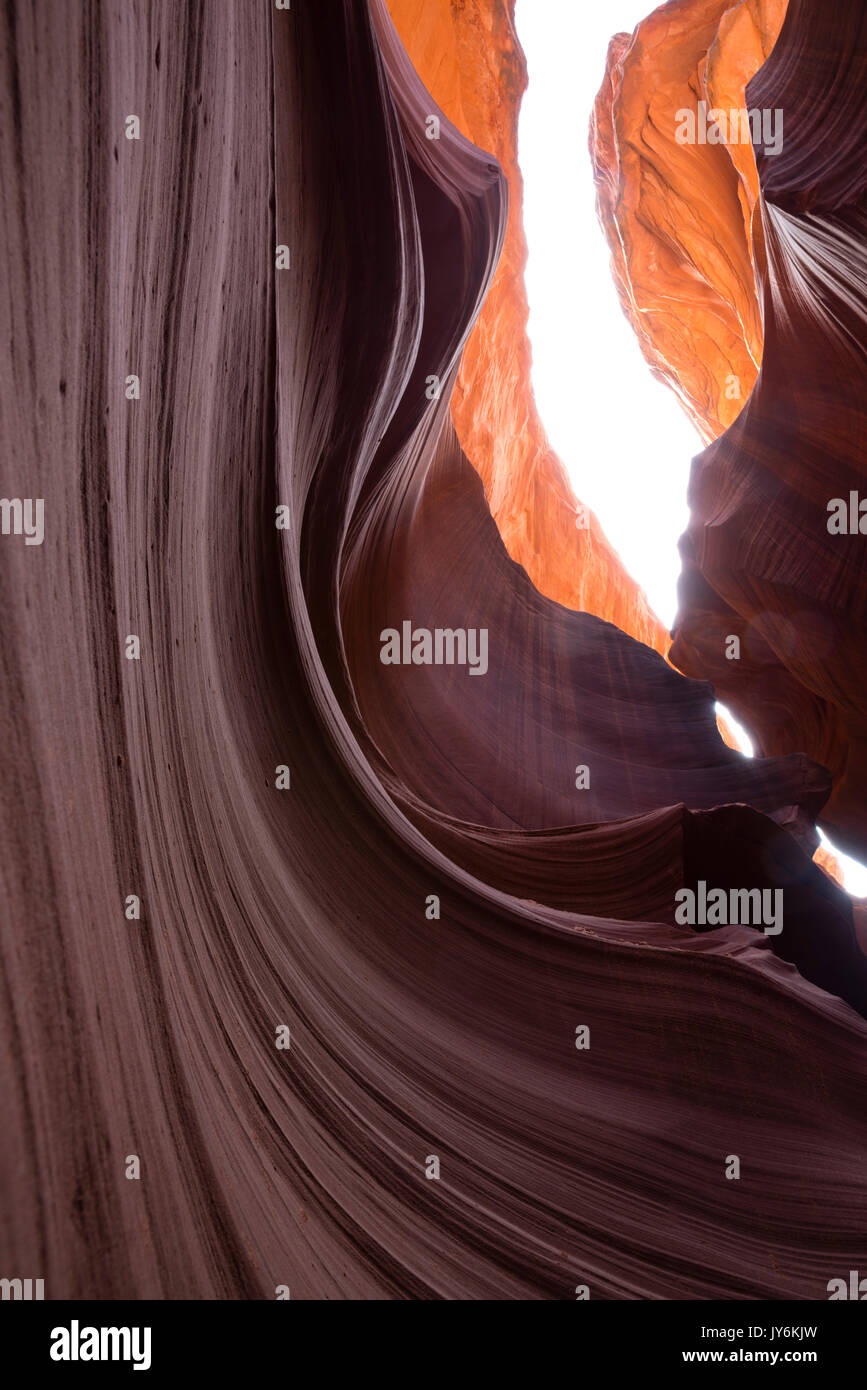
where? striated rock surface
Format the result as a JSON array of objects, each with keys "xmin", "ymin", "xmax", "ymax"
[
  {"xmin": 592, "ymin": 0, "xmax": 867, "ymax": 860},
  {"xmin": 0, "ymin": 0, "xmax": 866, "ymax": 1303},
  {"xmin": 672, "ymin": 0, "xmax": 867, "ymax": 861}
]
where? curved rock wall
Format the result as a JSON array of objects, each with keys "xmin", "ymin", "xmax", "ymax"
[{"xmin": 0, "ymin": 0, "xmax": 865, "ymax": 1300}]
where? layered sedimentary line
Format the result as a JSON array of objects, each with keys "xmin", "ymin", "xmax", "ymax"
[{"xmin": 0, "ymin": 0, "xmax": 865, "ymax": 1303}]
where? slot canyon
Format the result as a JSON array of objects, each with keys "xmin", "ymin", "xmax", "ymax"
[{"xmin": 1, "ymin": 0, "xmax": 866, "ymax": 1301}]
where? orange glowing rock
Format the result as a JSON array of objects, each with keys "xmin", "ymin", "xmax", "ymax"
[
  {"xmin": 385, "ymin": 0, "xmax": 667, "ymax": 653},
  {"xmin": 590, "ymin": 0, "xmax": 787, "ymax": 444},
  {"xmin": 814, "ymin": 844, "xmax": 845, "ymax": 890}
]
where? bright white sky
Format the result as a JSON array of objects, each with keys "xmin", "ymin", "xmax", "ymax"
[
  {"xmin": 514, "ymin": 0, "xmax": 867, "ymax": 895},
  {"xmin": 515, "ymin": 0, "xmax": 697, "ymax": 630}
]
